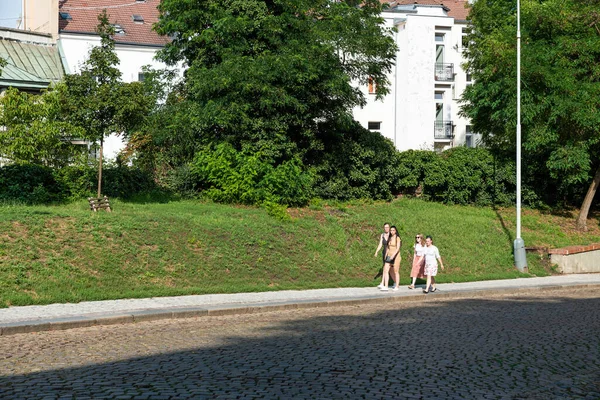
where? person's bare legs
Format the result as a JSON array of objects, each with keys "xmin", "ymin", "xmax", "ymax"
[
  {"xmin": 430, "ymin": 276, "xmax": 436, "ymax": 291},
  {"xmin": 393, "ymin": 265, "xmax": 400, "ymax": 289},
  {"xmin": 381, "ymin": 263, "xmax": 391, "ymax": 290},
  {"xmin": 409, "ymin": 276, "xmax": 417, "ymax": 288},
  {"xmin": 424, "ymin": 274, "xmax": 431, "ymax": 293}
]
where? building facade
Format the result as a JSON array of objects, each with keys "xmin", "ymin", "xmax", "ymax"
[
  {"xmin": 57, "ymin": 0, "xmax": 179, "ymax": 159},
  {"xmin": 353, "ymin": 0, "xmax": 480, "ymax": 151},
  {"xmin": 14, "ymin": 0, "xmax": 476, "ymax": 156},
  {"xmin": 17, "ymin": 0, "xmax": 179, "ymax": 160},
  {"xmin": 0, "ymin": 28, "xmax": 64, "ymax": 93}
]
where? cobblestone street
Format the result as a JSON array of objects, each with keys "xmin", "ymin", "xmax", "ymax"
[{"xmin": 0, "ymin": 289, "xmax": 598, "ymax": 399}]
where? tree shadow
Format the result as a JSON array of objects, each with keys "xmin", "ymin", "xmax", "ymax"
[
  {"xmin": 493, "ymin": 207, "xmax": 514, "ymax": 251},
  {"xmin": 1, "ymin": 295, "xmax": 599, "ymax": 398}
]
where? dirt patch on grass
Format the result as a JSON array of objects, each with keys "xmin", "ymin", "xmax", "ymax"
[
  {"xmin": 44, "ymin": 217, "xmax": 75, "ymax": 234},
  {"xmin": 151, "ymin": 276, "xmax": 176, "ymax": 287},
  {"xmin": 287, "ymin": 208, "xmax": 326, "ymax": 222}
]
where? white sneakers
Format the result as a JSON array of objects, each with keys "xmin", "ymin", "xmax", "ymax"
[{"xmin": 379, "ymin": 286, "xmax": 389, "ymax": 291}]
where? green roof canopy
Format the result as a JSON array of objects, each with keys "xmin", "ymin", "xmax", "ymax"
[{"xmin": 0, "ymin": 38, "xmax": 64, "ymax": 91}]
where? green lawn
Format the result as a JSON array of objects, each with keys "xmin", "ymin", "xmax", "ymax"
[{"xmin": 0, "ymin": 198, "xmax": 598, "ymax": 307}]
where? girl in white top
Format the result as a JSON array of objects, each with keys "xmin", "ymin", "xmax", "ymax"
[
  {"xmin": 423, "ymin": 235, "xmax": 444, "ymax": 294},
  {"xmin": 408, "ymin": 234, "xmax": 425, "ymax": 289}
]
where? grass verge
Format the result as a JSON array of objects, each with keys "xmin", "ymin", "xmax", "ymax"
[{"xmin": 0, "ymin": 198, "xmax": 598, "ymax": 307}]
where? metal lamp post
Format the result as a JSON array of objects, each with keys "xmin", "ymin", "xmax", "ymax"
[{"xmin": 514, "ymin": 0, "xmax": 528, "ymax": 272}]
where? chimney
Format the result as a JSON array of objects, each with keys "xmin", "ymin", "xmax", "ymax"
[{"xmin": 22, "ymin": 0, "xmax": 59, "ymax": 41}]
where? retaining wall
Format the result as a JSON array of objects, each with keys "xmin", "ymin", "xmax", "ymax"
[{"xmin": 549, "ymin": 243, "xmax": 600, "ymax": 274}]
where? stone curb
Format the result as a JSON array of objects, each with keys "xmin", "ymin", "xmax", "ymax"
[{"xmin": 1, "ymin": 283, "xmax": 598, "ymax": 336}]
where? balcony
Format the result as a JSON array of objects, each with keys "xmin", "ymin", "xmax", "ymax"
[
  {"xmin": 435, "ymin": 63, "xmax": 454, "ymax": 82},
  {"xmin": 434, "ymin": 121, "xmax": 454, "ymax": 140}
]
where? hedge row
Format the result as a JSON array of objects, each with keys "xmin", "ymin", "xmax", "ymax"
[
  {"xmin": 0, "ymin": 165, "xmax": 155, "ymax": 204},
  {"xmin": 0, "ymin": 147, "xmax": 537, "ymax": 207}
]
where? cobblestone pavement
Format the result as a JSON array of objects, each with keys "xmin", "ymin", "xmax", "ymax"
[{"xmin": 0, "ymin": 289, "xmax": 598, "ymax": 399}]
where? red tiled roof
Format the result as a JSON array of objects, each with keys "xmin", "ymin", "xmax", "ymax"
[
  {"xmin": 382, "ymin": 0, "xmax": 471, "ymax": 20},
  {"xmin": 59, "ymin": 0, "xmax": 169, "ymax": 46}
]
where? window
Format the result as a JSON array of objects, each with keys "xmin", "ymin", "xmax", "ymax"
[
  {"xmin": 435, "ymin": 103, "xmax": 443, "ymax": 122},
  {"xmin": 111, "ymin": 24, "xmax": 125, "ymax": 35},
  {"xmin": 132, "ymin": 14, "xmax": 144, "ymax": 24},
  {"xmin": 137, "ymin": 72, "xmax": 146, "ymax": 82},
  {"xmin": 59, "ymin": 12, "xmax": 72, "ymax": 20},
  {"xmin": 435, "ymin": 33, "xmax": 445, "ymax": 43},
  {"xmin": 368, "ymin": 77, "xmax": 376, "ymax": 94},
  {"xmin": 368, "ymin": 121, "xmax": 381, "ymax": 130},
  {"xmin": 466, "ymin": 125, "xmax": 475, "ymax": 148},
  {"xmin": 436, "ymin": 44, "xmax": 444, "ymax": 64},
  {"xmin": 434, "ymin": 92, "xmax": 444, "ymax": 101},
  {"xmin": 466, "ymin": 73, "xmax": 472, "ymax": 82}
]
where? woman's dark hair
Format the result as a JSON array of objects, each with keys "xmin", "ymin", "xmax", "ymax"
[{"xmin": 390, "ymin": 226, "xmax": 401, "ymax": 246}]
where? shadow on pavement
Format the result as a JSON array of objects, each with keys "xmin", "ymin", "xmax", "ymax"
[{"xmin": 0, "ymin": 295, "xmax": 599, "ymax": 399}]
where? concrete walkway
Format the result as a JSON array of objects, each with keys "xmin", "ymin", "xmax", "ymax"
[{"xmin": 1, "ymin": 274, "xmax": 599, "ymax": 335}]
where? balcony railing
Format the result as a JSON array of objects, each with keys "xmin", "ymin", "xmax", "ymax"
[
  {"xmin": 435, "ymin": 63, "xmax": 454, "ymax": 81},
  {"xmin": 434, "ymin": 121, "xmax": 454, "ymax": 140}
]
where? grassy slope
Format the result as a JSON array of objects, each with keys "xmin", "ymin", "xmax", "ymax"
[{"xmin": 0, "ymin": 198, "xmax": 598, "ymax": 307}]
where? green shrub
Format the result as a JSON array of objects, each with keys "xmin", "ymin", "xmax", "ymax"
[
  {"xmin": 391, "ymin": 147, "xmax": 540, "ymax": 207},
  {"xmin": 54, "ymin": 165, "xmax": 97, "ymax": 200},
  {"xmin": 54, "ymin": 165, "xmax": 156, "ymax": 200},
  {"xmin": 262, "ymin": 201, "xmax": 291, "ymax": 221},
  {"xmin": 191, "ymin": 143, "xmax": 314, "ymax": 206},
  {"xmin": 101, "ymin": 167, "xmax": 156, "ymax": 199},
  {"xmin": 394, "ymin": 150, "xmax": 438, "ymax": 195},
  {"xmin": 160, "ymin": 164, "xmax": 198, "ymax": 198},
  {"xmin": 0, "ymin": 164, "xmax": 156, "ymax": 204},
  {"xmin": 313, "ymin": 124, "xmax": 399, "ymax": 200},
  {"xmin": 0, "ymin": 165, "xmax": 62, "ymax": 204}
]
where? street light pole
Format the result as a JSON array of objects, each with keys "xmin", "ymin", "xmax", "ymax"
[{"xmin": 514, "ymin": 0, "xmax": 528, "ymax": 272}]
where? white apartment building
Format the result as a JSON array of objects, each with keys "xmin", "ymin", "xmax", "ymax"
[{"xmin": 354, "ymin": 0, "xmax": 480, "ymax": 151}]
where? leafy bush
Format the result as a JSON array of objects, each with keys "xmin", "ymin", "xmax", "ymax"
[
  {"xmin": 190, "ymin": 143, "xmax": 314, "ymax": 206},
  {"xmin": 0, "ymin": 164, "xmax": 156, "ymax": 204},
  {"xmin": 392, "ymin": 147, "xmax": 539, "ymax": 207},
  {"xmin": 54, "ymin": 165, "xmax": 97, "ymax": 200},
  {"xmin": 0, "ymin": 165, "xmax": 62, "ymax": 204},
  {"xmin": 101, "ymin": 167, "xmax": 156, "ymax": 199},
  {"xmin": 160, "ymin": 164, "xmax": 198, "ymax": 199},
  {"xmin": 54, "ymin": 165, "xmax": 156, "ymax": 200},
  {"xmin": 394, "ymin": 150, "xmax": 438, "ymax": 195},
  {"xmin": 313, "ymin": 124, "xmax": 399, "ymax": 200}
]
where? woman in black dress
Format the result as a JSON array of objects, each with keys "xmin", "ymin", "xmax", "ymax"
[{"xmin": 374, "ymin": 223, "xmax": 391, "ymax": 289}]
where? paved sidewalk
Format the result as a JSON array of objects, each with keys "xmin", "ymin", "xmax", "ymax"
[{"xmin": 1, "ymin": 274, "xmax": 599, "ymax": 335}]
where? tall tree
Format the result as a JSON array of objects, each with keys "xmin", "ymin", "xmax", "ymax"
[
  {"xmin": 153, "ymin": 0, "xmax": 397, "ymax": 163},
  {"xmin": 460, "ymin": 0, "xmax": 600, "ymax": 230},
  {"xmin": 61, "ymin": 10, "xmax": 156, "ymax": 198}
]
